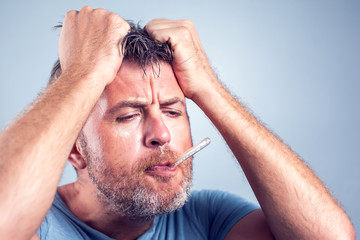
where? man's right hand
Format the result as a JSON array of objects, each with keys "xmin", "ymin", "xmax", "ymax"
[
  {"xmin": 0, "ymin": 7, "xmax": 130, "ymax": 240},
  {"xmin": 59, "ymin": 6, "xmax": 130, "ymax": 85}
]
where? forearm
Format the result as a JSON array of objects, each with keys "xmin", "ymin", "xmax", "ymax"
[
  {"xmin": 0, "ymin": 70, "xmax": 106, "ymax": 239},
  {"xmin": 0, "ymin": 6, "xmax": 129, "ymax": 238},
  {"xmin": 145, "ymin": 17, "xmax": 354, "ymax": 239},
  {"xmin": 193, "ymin": 78, "xmax": 355, "ymax": 239}
]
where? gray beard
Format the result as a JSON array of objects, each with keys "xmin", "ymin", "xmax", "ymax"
[
  {"xmin": 85, "ymin": 148, "xmax": 192, "ymax": 222},
  {"xmin": 91, "ymin": 171, "xmax": 192, "ymax": 222}
]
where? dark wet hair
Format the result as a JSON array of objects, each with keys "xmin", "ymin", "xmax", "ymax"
[{"xmin": 48, "ymin": 22, "xmax": 173, "ymax": 83}]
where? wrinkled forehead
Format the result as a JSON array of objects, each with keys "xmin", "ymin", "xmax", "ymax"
[{"xmin": 98, "ymin": 61, "xmax": 185, "ymax": 111}]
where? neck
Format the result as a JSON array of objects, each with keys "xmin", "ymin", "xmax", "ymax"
[{"xmin": 58, "ymin": 180, "xmax": 154, "ymax": 240}]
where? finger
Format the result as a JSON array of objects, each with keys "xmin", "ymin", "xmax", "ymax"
[
  {"xmin": 78, "ymin": 5, "xmax": 94, "ymax": 15},
  {"xmin": 146, "ymin": 19, "xmax": 190, "ymax": 33},
  {"xmin": 62, "ymin": 9, "xmax": 79, "ymax": 28},
  {"xmin": 146, "ymin": 19, "xmax": 202, "ymax": 51},
  {"xmin": 146, "ymin": 19, "xmax": 197, "ymax": 37}
]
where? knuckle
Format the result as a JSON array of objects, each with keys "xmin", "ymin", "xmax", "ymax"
[
  {"xmin": 182, "ymin": 19, "xmax": 194, "ymax": 27},
  {"xmin": 65, "ymin": 10, "xmax": 78, "ymax": 19},
  {"xmin": 81, "ymin": 6, "xmax": 93, "ymax": 12},
  {"xmin": 147, "ymin": 18, "xmax": 164, "ymax": 27},
  {"xmin": 144, "ymin": 24, "xmax": 153, "ymax": 33},
  {"xmin": 107, "ymin": 13, "xmax": 125, "ymax": 27},
  {"xmin": 93, "ymin": 7, "xmax": 107, "ymax": 14},
  {"xmin": 150, "ymin": 29, "xmax": 158, "ymax": 37},
  {"xmin": 105, "ymin": 13, "xmax": 130, "ymax": 33},
  {"xmin": 107, "ymin": 12, "xmax": 120, "ymax": 22},
  {"xmin": 118, "ymin": 21, "xmax": 131, "ymax": 33},
  {"xmin": 181, "ymin": 20, "xmax": 195, "ymax": 33},
  {"xmin": 123, "ymin": 21, "xmax": 131, "ymax": 32},
  {"xmin": 176, "ymin": 25, "xmax": 192, "ymax": 36}
]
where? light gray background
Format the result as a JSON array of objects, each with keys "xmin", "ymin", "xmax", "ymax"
[{"xmin": 1, "ymin": 0, "xmax": 359, "ymax": 236}]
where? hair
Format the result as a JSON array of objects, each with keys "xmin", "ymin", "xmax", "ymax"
[{"xmin": 48, "ymin": 21, "xmax": 173, "ymax": 83}]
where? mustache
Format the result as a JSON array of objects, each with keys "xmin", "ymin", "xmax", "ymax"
[{"xmin": 135, "ymin": 147, "xmax": 180, "ymax": 172}]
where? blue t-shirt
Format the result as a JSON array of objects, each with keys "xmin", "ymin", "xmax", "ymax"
[{"xmin": 37, "ymin": 190, "xmax": 258, "ymax": 239}]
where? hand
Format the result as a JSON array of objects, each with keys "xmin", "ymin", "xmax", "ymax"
[
  {"xmin": 146, "ymin": 19, "xmax": 216, "ymax": 100},
  {"xmin": 59, "ymin": 6, "xmax": 130, "ymax": 85}
]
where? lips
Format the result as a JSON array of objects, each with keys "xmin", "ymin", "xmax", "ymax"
[
  {"xmin": 144, "ymin": 161, "xmax": 178, "ymax": 178},
  {"xmin": 145, "ymin": 161, "xmax": 176, "ymax": 172}
]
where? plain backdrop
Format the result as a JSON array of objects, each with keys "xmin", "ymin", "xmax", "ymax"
[{"xmin": 1, "ymin": 0, "xmax": 359, "ymax": 236}]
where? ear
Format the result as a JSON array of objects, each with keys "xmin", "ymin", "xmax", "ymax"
[{"xmin": 68, "ymin": 142, "xmax": 86, "ymax": 170}]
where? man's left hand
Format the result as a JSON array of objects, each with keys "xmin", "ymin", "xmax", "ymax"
[{"xmin": 146, "ymin": 19, "xmax": 217, "ymax": 100}]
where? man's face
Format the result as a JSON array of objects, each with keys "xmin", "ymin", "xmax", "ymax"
[{"xmin": 79, "ymin": 61, "xmax": 193, "ymax": 219}]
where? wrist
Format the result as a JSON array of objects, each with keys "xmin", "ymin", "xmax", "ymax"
[
  {"xmin": 59, "ymin": 62, "xmax": 117, "ymax": 89},
  {"xmin": 190, "ymin": 73, "xmax": 223, "ymax": 104}
]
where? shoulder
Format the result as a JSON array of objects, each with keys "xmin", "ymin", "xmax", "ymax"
[
  {"xmin": 183, "ymin": 190, "xmax": 259, "ymax": 239},
  {"xmin": 36, "ymin": 193, "xmax": 83, "ymax": 239},
  {"xmin": 187, "ymin": 190, "xmax": 274, "ymax": 240},
  {"xmin": 37, "ymin": 192, "xmax": 112, "ymax": 240},
  {"xmin": 224, "ymin": 209, "xmax": 274, "ymax": 240}
]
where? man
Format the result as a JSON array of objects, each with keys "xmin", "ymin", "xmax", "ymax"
[{"xmin": 0, "ymin": 6, "xmax": 355, "ymax": 240}]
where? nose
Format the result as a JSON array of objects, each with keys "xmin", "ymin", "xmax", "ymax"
[{"xmin": 144, "ymin": 112, "xmax": 171, "ymax": 148}]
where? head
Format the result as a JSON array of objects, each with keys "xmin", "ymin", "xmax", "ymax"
[
  {"xmin": 49, "ymin": 22, "xmax": 173, "ymax": 83},
  {"xmin": 50, "ymin": 23, "xmax": 193, "ymax": 220}
]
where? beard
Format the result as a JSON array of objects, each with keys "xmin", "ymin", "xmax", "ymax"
[{"xmin": 81, "ymin": 141, "xmax": 192, "ymax": 221}]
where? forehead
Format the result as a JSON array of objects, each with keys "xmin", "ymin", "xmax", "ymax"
[{"xmin": 103, "ymin": 61, "xmax": 184, "ymax": 104}]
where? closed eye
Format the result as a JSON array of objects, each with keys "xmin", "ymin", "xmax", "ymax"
[
  {"xmin": 163, "ymin": 110, "xmax": 181, "ymax": 118},
  {"xmin": 116, "ymin": 113, "xmax": 141, "ymax": 122}
]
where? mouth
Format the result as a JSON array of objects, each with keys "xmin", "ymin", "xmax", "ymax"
[
  {"xmin": 144, "ymin": 161, "xmax": 177, "ymax": 176},
  {"xmin": 145, "ymin": 161, "xmax": 176, "ymax": 171}
]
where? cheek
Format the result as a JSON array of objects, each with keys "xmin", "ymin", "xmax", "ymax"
[
  {"xmin": 98, "ymin": 124, "xmax": 143, "ymax": 164},
  {"xmin": 166, "ymin": 118, "xmax": 192, "ymax": 151},
  {"xmin": 81, "ymin": 124, "xmax": 103, "ymax": 158},
  {"xmin": 81, "ymin": 99, "xmax": 109, "ymax": 155}
]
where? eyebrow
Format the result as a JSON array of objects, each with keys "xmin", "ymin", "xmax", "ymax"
[
  {"xmin": 107, "ymin": 97, "xmax": 185, "ymax": 115},
  {"xmin": 159, "ymin": 97, "xmax": 185, "ymax": 108},
  {"xmin": 107, "ymin": 100, "xmax": 149, "ymax": 115}
]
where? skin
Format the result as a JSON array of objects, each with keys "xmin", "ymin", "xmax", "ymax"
[
  {"xmin": 57, "ymin": 61, "xmax": 193, "ymax": 239},
  {"xmin": 0, "ymin": 6, "xmax": 355, "ymax": 240},
  {"xmin": 145, "ymin": 18, "xmax": 355, "ymax": 239},
  {"xmin": 0, "ymin": 7, "xmax": 131, "ymax": 239}
]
